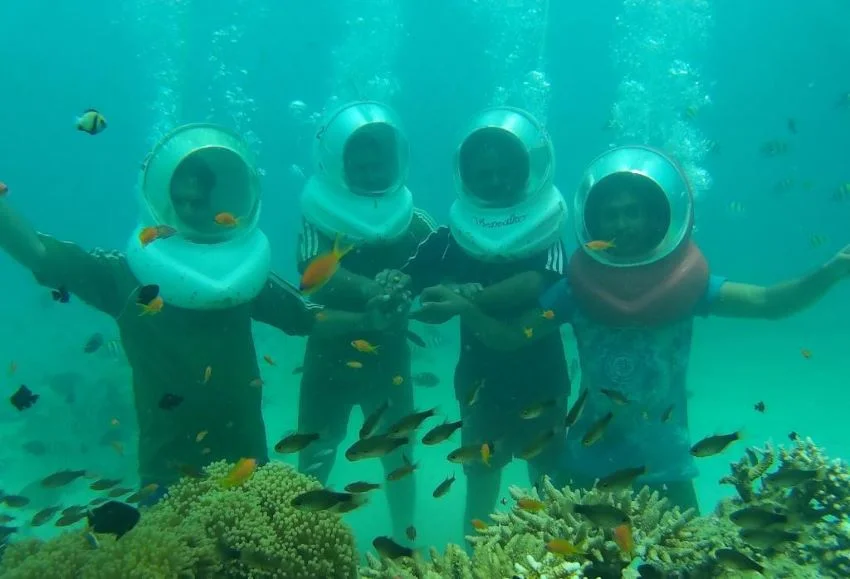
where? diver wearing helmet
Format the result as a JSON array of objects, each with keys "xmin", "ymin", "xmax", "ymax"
[
  {"xmin": 0, "ymin": 124, "xmax": 400, "ymax": 498},
  {"xmin": 295, "ymin": 102, "xmax": 437, "ymax": 538},
  {"xmin": 444, "ymin": 145, "xmax": 850, "ymax": 511},
  {"xmin": 377, "ymin": 108, "xmax": 570, "ymax": 530}
]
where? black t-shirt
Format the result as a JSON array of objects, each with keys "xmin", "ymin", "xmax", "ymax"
[
  {"xmin": 401, "ymin": 226, "xmax": 570, "ymax": 403},
  {"xmin": 33, "ymin": 235, "xmax": 320, "ymax": 486},
  {"xmin": 296, "ymin": 209, "xmax": 436, "ymax": 372}
]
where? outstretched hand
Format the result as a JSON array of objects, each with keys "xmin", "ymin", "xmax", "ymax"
[
  {"xmin": 408, "ymin": 284, "xmax": 471, "ymax": 324},
  {"xmin": 827, "ymin": 244, "xmax": 850, "ymax": 279}
]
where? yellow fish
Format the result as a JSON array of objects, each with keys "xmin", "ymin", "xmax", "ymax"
[
  {"xmin": 220, "ymin": 458, "xmax": 257, "ymax": 488},
  {"xmin": 481, "ymin": 442, "xmax": 492, "ymax": 466},
  {"xmin": 351, "ymin": 339, "xmax": 380, "ymax": 354},
  {"xmin": 585, "ymin": 239, "xmax": 615, "ymax": 251},
  {"xmin": 300, "ymin": 235, "xmax": 354, "ymax": 295}
]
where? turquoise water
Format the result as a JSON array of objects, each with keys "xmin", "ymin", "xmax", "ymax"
[{"xmin": 1, "ymin": 0, "xmax": 849, "ymax": 574}]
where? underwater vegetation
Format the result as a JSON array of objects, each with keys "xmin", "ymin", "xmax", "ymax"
[
  {"xmin": 1, "ymin": 436, "xmax": 848, "ymax": 578},
  {"xmin": 361, "ymin": 436, "xmax": 850, "ymax": 579},
  {"xmin": 0, "ymin": 461, "xmax": 358, "ymax": 578}
]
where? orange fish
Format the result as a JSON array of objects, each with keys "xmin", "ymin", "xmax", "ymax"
[
  {"xmin": 315, "ymin": 311, "xmax": 328, "ymax": 322},
  {"xmin": 392, "ymin": 375, "xmax": 404, "ymax": 386},
  {"xmin": 546, "ymin": 538, "xmax": 583, "ymax": 557},
  {"xmin": 220, "ymin": 457, "xmax": 257, "ymax": 488},
  {"xmin": 523, "ymin": 327, "xmax": 533, "ymax": 338},
  {"xmin": 249, "ymin": 377, "xmax": 264, "ymax": 388},
  {"xmin": 351, "ymin": 339, "xmax": 380, "ymax": 354},
  {"xmin": 195, "ymin": 430, "xmax": 208, "ymax": 443},
  {"xmin": 138, "ymin": 225, "xmax": 177, "ymax": 247},
  {"xmin": 613, "ymin": 523, "xmax": 634, "ymax": 555},
  {"xmin": 585, "ymin": 239, "xmax": 616, "ymax": 251},
  {"xmin": 214, "ymin": 212, "xmax": 240, "ymax": 227},
  {"xmin": 471, "ymin": 519, "xmax": 488, "ymax": 531},
  {"xmin": 541, "ymin": 309, "xmax": 555, "ymax": 320},
  {"xmin": 138, "ymin": 296, "xmax": 164, "ymax": 316},
  {"xmin": 0, "ymin": 181, "xmax": 8, "ymax": 196},
  {"xmin": 7, "ymin": 361, "xmax": 16, "ymax": 376},
  {"xmin": 111, "ymin": 441, "xmax": 124, "ymax": 456},
  {"xmin": 299, "ymin": 235, "xmax": 354, "ymax": 294},
  {"xmin": 263, "ymin": 354, "xmax": 276, "ymax": 366},
  {"xmin": 801, "ymin": 348, "xmax": 812, "ymax": 359},
  {"xmin": 516, "ymin": 498, "xmax": 545, "ymax": 512},
  {"xmin": 481, "ymin": 442, "xmax": 492, "ymax": 466},
  {"xmin": 202, "ymin": 366, "xmax": 212, "ymax": 384},
  {"xmin": 346, "ymin": 361, "xmax": 363, "ymax": 369}
]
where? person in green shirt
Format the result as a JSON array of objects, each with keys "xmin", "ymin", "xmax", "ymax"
[
  {"xmin": 295, "ymin": 101, "xmax": 436, "ymax": 539},
  {"xmin": 0, "ymin": 123, "xmax": 399, "ymax": 500}
]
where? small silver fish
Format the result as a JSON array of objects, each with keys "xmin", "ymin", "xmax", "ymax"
[
  {"xmin": 597, "ymin": 466, "xmax": 647, "ymax": 492},
  {"xmin": 432, "ymin": 474, "xmax": 456, "ymax": 498},
  {"xmin": 421, "ymin": 419, "xmax": 463, "ymax": 445},
  {"xmin": 564, "ymin": 390, "xmax": 588, "ymax": 428}
]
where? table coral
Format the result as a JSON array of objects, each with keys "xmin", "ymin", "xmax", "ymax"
[{"xmin": 0, "ymin": 460, "xmax": 358, "ymax": 579}]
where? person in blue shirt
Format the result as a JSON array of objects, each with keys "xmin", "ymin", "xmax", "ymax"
[{"xmin": 410, "ymin": 145, "xmax": 850, "ymax": 512}]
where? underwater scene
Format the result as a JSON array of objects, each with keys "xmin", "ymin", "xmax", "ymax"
[{"xmin": 1, "ymin": 0, "xmax": 849, "ymax": 577}]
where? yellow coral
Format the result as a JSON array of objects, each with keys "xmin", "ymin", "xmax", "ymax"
[{"xmin": 0, "ymin": 460, "xmax": 358, "ymax": 579}]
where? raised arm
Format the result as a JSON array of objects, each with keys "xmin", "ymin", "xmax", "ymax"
[
  {"xmin": 710, "ymin": 245, "xmax": 850, "ymax": 319},
  {"xmin": 0, "ymin": 197, "xmax": 127, "ymax": 316}
]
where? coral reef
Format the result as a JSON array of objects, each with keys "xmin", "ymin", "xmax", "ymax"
[
  {"xmin": 361, "ymin": 436, "xmax": 850, "ymax": 578},
  {"xmin": 360, "ymin": 477, "xmax": 720, "ymax": 578},
  {"xmin": 715, "ymin": 436, "xmax": 850, "ymax": 578},
  {"xmin": 0, "ymin": 461, "xmax": 358, "ymax": 579}
]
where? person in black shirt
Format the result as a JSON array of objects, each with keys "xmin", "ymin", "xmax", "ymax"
[
  {"xmin": 295, "ymin": 102, "xmax": 436, "ymax": 539},
  {"xmin": 0, "ymin": 124, "xmax": 396, "ymax": 497},
  {"xmin": 378, "ymin": 107, "xmax": 570, "ymax": 530}
]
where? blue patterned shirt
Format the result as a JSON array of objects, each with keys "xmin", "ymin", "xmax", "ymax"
[{"xmin": 540, "ymin": 274, "xmax": 726, "ymax": 483}]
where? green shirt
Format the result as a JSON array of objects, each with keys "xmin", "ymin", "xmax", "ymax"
[{"xmin": 33, "ymin": 234, "xmax": 320, "ymax": 486}]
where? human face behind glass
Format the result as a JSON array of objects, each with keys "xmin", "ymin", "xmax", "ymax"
[
  {"xmin": 170, "ymin": 173, "xmax": 212, "ymax": 229},
  {"xmin": 460, "ymin": 130, "xmax": 528, "ymax": 206},
  {"xmin": 593, "ymin": 188, "xmax": 654, "ymax": 258},
  {"xmin": 344, "ymin": 128, "xmax": 397, "ymax": 195}
]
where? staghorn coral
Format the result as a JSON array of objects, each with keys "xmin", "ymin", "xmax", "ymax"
[
  {"xmin": 362, "ymin": 436, "xmax": 850, "ymax": 578},
  {"xmin": 0, "ymin": 460, "xmax": 357, "ymax": 579},
  {"xmin": 714, "ymin": 436, "xmax": 850, "ymax": 578},
  {"xmin": 511, "ymin": 552, "xmax": 584, "ymax": 578},
  {"xmin": 468, "ymin": 477, "xmax": 723, "ymax": 577},
  {"xmin": 360, "ymin": 543, "xmax": 476, "ymax": 579},
  {"xmin": 719, "ymin": 441, "xmax": 774, "ymax": 502}
]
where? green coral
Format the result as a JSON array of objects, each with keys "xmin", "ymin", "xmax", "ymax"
[
  {"xmin": 715, "ymin": 436, "xmax": 850, "ymax": 578},
  {"xmin": 0, "ymin": 461, "xmax": 357, "ymax": 579}
]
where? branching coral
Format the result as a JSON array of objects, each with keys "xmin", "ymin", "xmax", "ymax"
[
  {"xmin": 361, "ymin": 544, "xmax": 475, "ymax": 579},
  {"xmin": 0, "ymin": 460, "xmax": 358, "ymax": 579},
  {"xmin": 715, "ymin": 436, "xmax": 850, "ymax": 578},
  {"xmin": 468, "ymin": 478, "xmax": 728, "ymax": 578},
  {"xmin": 719, "ymin": 442, "xmax": 774, "ymax": 502}
]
